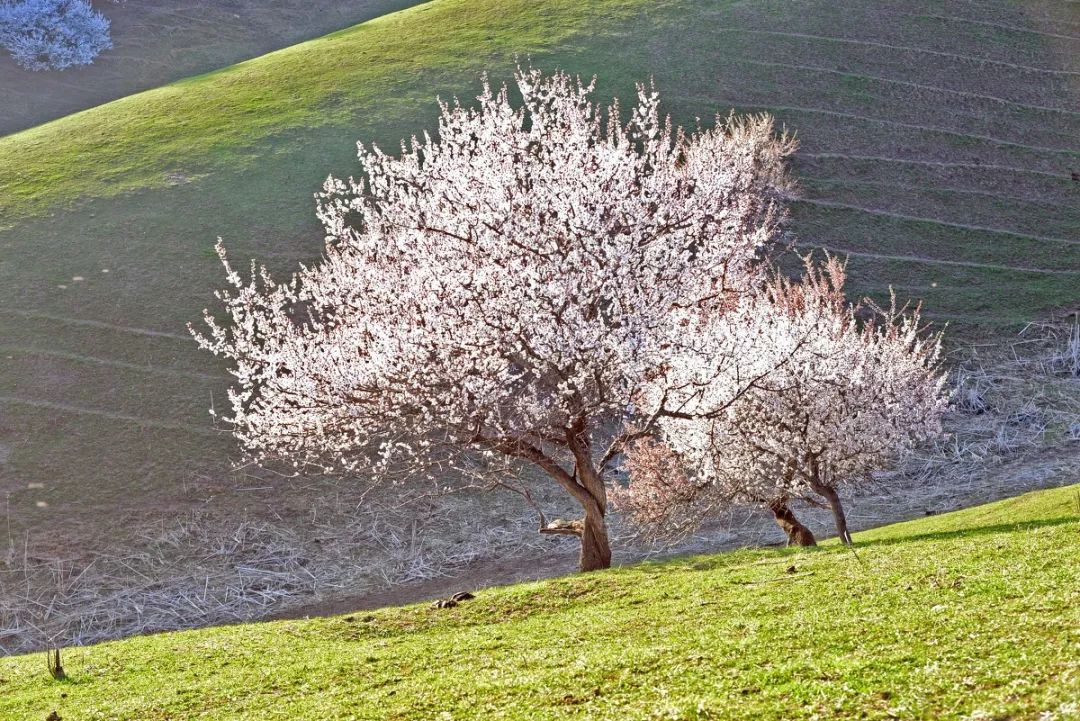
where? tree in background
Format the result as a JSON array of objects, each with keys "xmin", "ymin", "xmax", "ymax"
[
  {"xmin": 615, "ymin": 257, "xmax": 949, "ymax": 545},
  {"xmin": 193, "ymin": 67, "xmax": 798, "ymax": 571},
  {"xmin": 0, "ymin": 0, "xmax": 111, "ymax": 71}
]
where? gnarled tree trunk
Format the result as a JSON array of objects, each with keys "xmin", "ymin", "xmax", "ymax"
[
  {"xmin": 767, "ymin": 498, "xmax": 816, "ymax": 546},
  {"xmin": 805, "ymin": 455, "xmax": 853, "ymax": 545},
  {"xmin": 567, "ymin": 419, "xmax": 612, "ymax": 572},
  {"xmin": 529, "ymin": 418, "xmax": 615, "ymax": 572},
  {"xmin": 540, "ymin": 509, "xmax": 612, "ymax": 572},
  {"xmin": 579, "ymin": 506, "xmax": 612, "ymax": 571}
]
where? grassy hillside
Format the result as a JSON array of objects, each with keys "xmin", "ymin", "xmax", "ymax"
[
  {"xmin": 2, "ymin": 484, "xmax": 1077, "ymax": 720},
  {"xmin": 0, "ymin": 0, "xmax": 648, "ymax": 216},
  {"xmin": 0, "ymin": 0, "xmax": 1078, "ymax": 562}
]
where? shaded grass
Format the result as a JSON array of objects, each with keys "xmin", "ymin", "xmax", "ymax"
[
  {"xmin": 1, "ymin": 484, "xmax": 1077, "ymax": 720},
  {"xmin": 839, "ymin": 255, "xmax": 1080, "ymax": 328},
  {"xmin": 791, "ymin": 203, "xmax": 1080, "ymax": 272},
  {"xmin": 697, "ymin": 56, "xmax": 1079, "ymax": 149}
]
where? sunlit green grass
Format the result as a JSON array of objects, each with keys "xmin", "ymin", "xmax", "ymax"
[{"xmin": 2, "ymin": 485, "xmax": 1077, "ymax": 720}]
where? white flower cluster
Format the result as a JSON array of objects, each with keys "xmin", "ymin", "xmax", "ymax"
[
  {"xmin": 194, "ymin": 68, "xmax": 793, "ymax": 472},
  {"xmin": 0, "ymin": 0, "xmax": 111, "ymax": 71}
]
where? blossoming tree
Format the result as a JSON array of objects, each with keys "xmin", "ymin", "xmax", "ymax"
[
  {"xmin": 193, "ymin": 68, "xmax": 797, "ymax": 571},
  {"xmin": 614, "ymin": 257, "xmax": 949, "ymax": 545},
  {"xmin": 0, "ymin": 0, "xmax": 111, "ymax": 71}
]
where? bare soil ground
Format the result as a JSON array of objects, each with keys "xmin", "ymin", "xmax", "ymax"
[
  {"xmin": 0, "ymin": 0, "xmax": 421, "ymax": 136},
  {"xmin": 0, "ymin": 0, "xmax": 1078, "ymax": 654}
]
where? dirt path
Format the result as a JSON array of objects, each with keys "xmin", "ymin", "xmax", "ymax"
[
  {"xmin": 798, "ymin": 154, "xmax": 1069, "ymax": 178},
  {"xmin": 0, "ymin": 396, "xmax": 220, "ymax": 436},
  {"xmin": 703, "ymin": 26, "xmax": 1080, "ymax": 76},
  {"xmin": 0, "ymin": 346, "xmax": 222, "ymax": 381},
  {"xmin": 802, "ymin": 244, "xmax": 1080, "ymax": 276},
  {"xmin": 884, "ymin": 11, "xmax": 1080, "ymax": 42},
  {"xmin": 711, "ymin": 102, "xmax": 1078, "ymax": 155},
  {"xmin": 0, "ymin": 309, "xmax": 190, "ymax": 342},
  {"xmin": 797, "ymin": 176, "xmax": 1079, "ymax": 210},
  {"xmin": 733, "ymin": 58, "xmax": 1080, "ymax": 115}
]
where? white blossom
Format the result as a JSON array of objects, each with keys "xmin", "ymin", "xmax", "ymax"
[{"xmin": 0, "ymin": 0, "xmax": 111, "ymax": 71}]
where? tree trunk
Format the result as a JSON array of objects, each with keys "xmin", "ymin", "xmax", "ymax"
[
  {"xmin": 563, "ymin": 419, "xmax": 612, "ymax": 572},
  {"xmin": 815, "ymin": 484, "xmax": 853, "ymax": 545},
  {"xmin": 512, "ymin": 416, "xmax": 614, "ymax": 572},
  {"xmin": 767, "ymin": 499, "xmax": 817, "ymax": 546},
  {"xmin": 579, "ymin": 506, "xmax": 612, "ymax": 571}
]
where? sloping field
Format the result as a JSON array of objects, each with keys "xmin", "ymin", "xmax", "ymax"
[
  {"xmin": 0, "ymin": 0, "xmax": 1078, "ymax": 575},
  {"xmin": 2, "ymin": 484, "xmax": 1077, "ymax": 720}
]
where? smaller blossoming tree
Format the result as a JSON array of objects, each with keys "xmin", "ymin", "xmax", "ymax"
[{"xmin": 614, "ymin": 257, "xmax": 949, "ymax": 545}]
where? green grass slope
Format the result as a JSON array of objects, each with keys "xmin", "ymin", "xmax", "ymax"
[
  {"xmin": 2, "ymin": 484, "xmax": 1078, "ymax": 720},
  {"xmin": 0, "ymin": 0, "xmax": 1078, "ymax": 556}
]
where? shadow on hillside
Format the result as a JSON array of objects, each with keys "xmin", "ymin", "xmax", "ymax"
[{"xmin": 855, "ymin": 515, "xmax": 1079, "ymax": 549}]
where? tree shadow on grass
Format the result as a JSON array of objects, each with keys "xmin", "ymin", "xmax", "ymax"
[{"xmin": 854, "ymin": 515, "xmax": 1079, "ymax": 549}]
